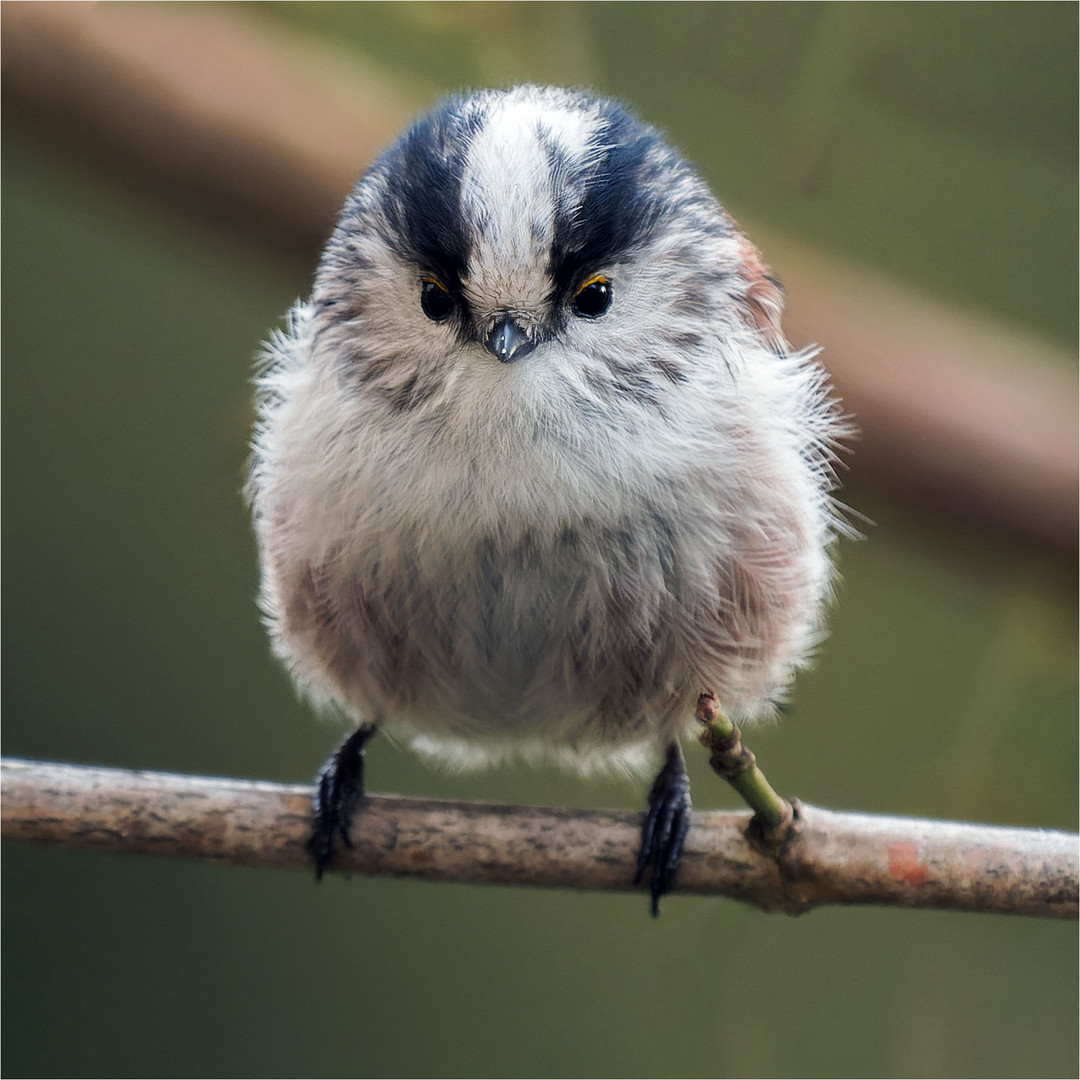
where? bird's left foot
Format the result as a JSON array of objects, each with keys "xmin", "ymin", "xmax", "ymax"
[
  {"xmin": 635, "ymin": 741, "xmax": 692, "ymax": 917},
  {"xmin": 307, "ymin": 724, "xmax": 377, "ymax": 879}
]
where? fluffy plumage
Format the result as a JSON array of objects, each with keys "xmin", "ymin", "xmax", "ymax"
[{"xmin": 248, "ymin": 86, "xmax": 846, "ymax": 902}]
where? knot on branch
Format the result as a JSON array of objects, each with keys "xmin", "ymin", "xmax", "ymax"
[{"xmin": 697, "ymin": 712, "xmax": 755, "ymax": 780}]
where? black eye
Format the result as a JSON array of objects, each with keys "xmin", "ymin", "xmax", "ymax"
[
  {"xmin": 421, "ymin": 278, "xmax": 454, "ymax": 322},
  {"xmin": 571, "ymin": 275, "xmax": 612, "ymax": 319}
]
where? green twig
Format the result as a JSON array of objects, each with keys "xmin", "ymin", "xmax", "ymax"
[{"xmin": 696, "ymin": 693, "xmax": 794, "ymax": 835}]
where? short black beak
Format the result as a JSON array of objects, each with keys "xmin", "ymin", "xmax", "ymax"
[{"xmin": 485, "ymin": 316, "xmax": 535, "ymax": 363}]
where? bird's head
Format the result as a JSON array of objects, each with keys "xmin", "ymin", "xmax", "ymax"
[{"xmin": 308, "ymin": 85, "xmax": 785, "ymax": 420}]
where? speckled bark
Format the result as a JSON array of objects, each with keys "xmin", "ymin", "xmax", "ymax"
[{"xmin": 2, "ymin": 758, "xmax": 1075, "ymax": 918}]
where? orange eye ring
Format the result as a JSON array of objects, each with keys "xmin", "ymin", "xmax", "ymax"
[
  {"xmin": 420, "ymin": 277, "xmax": 454, "ymax": 322},
  {"xmin": 575, "ymin": 274, "xmax": 609, "ymax": 292},
  {"xmin": 572, "ymin": 275, "xmax": 613, "ymax": 319}
]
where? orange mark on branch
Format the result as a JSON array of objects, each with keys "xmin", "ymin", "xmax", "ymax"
[{"xmin": 888, "ymin": 841, "xmax": 929, "ymax": 886}]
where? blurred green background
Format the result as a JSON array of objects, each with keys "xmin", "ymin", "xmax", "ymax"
[{"xmin": 3, "ymin": 3, "xmax": 1076, "ymax": 1078}]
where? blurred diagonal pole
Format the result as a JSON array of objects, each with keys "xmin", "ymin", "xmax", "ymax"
[
  {"xmin": 2, "ymin": 1, "xmax": 1076, "ymax": 557},
  {"xmin": 3, "ymin": 759, "xmax": 1076, "ymax": 919}
]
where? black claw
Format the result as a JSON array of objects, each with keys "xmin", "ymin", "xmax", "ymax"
[
  {"xmin": 307, "ymin": 724, "xmax": 376, "ymax": 880},
  {"xmin": 635, "ymin": 741, "xmax": 692, "ymax": 917}
]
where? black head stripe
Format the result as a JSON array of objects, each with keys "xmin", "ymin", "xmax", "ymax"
[
  {"xmin": 549, "ymin": 98, "xmax": 675, "ymax": 298},
  {"xmin": 371, "ymin": 95, "xmax": 483, "ymax": 292}
]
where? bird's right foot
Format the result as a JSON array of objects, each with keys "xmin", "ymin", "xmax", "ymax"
[{"xmin": 307, "ymin": 724, "xmax": 377, "ymax": 879}]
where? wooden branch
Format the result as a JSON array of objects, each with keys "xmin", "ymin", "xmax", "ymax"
[
  {"xmin": 3, "ymin": 758, "xmax": 1075, "ymax": 920},
  {"xmin": 2, "ymin": 1, "xmax": 1074, "ymax": 556}
]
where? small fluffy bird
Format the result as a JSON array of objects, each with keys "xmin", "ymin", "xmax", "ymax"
[{"xmin": 249, "ymin": 85, "xmax": 845, "ymax": 913}]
